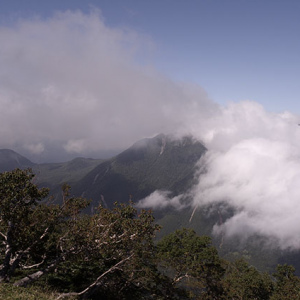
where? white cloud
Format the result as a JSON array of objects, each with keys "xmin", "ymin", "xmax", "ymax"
[
  {"xmin": 190, "ymin": 101, "xmax": 300, "ymax": 249},
  {"xmin": 23, "ymin": 142, "xmax": 45, "ymax": 155},
  {"xmin": 63, "ymin": 139, "xmax": 87, "ymax": 154},
  {"xmin": 137, "ymin": 190, "xmax": 185, "ymax": 210},
  {"xmin": 0, "ymin": 9, "xmax": 212, "ymax": 161}
]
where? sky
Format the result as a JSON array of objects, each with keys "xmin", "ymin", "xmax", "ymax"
[
  {"xmin": 1, "ymin": 1, "xmax": 300, "ymax": 248},
  {"xmin": 1, "ymin": 0, "xmax": 300, "ymax": 113}
]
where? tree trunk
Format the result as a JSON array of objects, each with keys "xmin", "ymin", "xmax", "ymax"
[
  {"xmin": 0, "ymin": 222, "xmax": 13, "ymax": 282},
  {"xmin": 13, "ymin": 259, "xmax": 61, "ymax": 287}
]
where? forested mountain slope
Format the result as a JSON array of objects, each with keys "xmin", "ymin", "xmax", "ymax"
[{"xmin": 74, "ymin": 134, "xmax": 206, "ymax": 208}]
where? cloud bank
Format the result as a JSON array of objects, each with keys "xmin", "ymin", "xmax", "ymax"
[
  {"xmin": 0, "ymin": 9, "xmax": 212, "ymax": 162},
  {"xmin": 2, "ymin": 9, "xmax": 300, "ymax": 249},
  {"xmin": 190, "ymin": 102, "xmax": 300, "ymax": 249}
]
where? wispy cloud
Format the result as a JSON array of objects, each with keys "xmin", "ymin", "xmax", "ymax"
[{"xmin": 137, "ymin": 190, "xmax": 186, "ymax": 210}]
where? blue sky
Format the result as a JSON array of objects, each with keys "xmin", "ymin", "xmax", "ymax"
[{"xmin": 1, "ymin": 0, "xmax": 299, "ymax": 113}]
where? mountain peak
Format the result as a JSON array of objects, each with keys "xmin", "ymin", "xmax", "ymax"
[
  {"xmin": 0, "ymin": 149, "xmax": 35, "ymax": 173},
  {"xmin": 74, "ymin": 134, "xmax": 207, "ymax": 207}
]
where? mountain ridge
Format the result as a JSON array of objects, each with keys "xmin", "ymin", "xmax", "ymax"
[
  {"xmin": 73, "ymin": 134, "xmax": 207, "ymax": 208},
  {"xmin": 0, "ymin": 149, "xmax": 35, "ymax": 173}
]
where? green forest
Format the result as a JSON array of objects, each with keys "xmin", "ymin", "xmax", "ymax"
[{"xmin": 1, "ymin": 169, "xmax": 300, "ymax": 299}]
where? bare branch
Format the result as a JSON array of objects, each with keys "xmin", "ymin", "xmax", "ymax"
[
  {"xmin": 21, "ymin": 255, "xmax": 46, "ymax": 269},
  {"xmin": 0, "ymin": 231, "xmax": 7, "ymax": 240},
  {"xmin": 173, "ymin": 273, "xmax": 193, "ymax": 284},
  {"xmin": 56, "ymin": 254, "xmax": 134, "ymax": 300},
  {"xmin": 13, "ymin": 258, "xmax": 62, "ymax": 287}
]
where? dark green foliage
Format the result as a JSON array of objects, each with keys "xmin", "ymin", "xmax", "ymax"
[
  {"xmin": 1, "ymin": 169, "xmax": 173, "ymax": 298},
  {"xmin": 271, "ymin": 264, "xmax": 300, "ymax": 299},
  {"xmin": 0, "ymin": 168, "xmax": 49, "ymax": 282},
  {"xmin": 157, "ymin": 228, "xmax": 225, "ymax": 299},
  {"xmin": 222, "ymin": 259, "xmax": 273, "ymax": 299},
  {"xmin": 42, "ymin": 197, "xmax": 165, "ymax": 298},
  {"xmin": 1, "ymin": 169, "xmax": 300, "ymax": 300}
]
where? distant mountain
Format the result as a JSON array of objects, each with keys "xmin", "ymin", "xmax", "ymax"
[
  {"xmin": 33, "ymin": 157, "xmax": 104, "ymax": 190},
  {"xmin": 0, "ymin": 149, "xmax": 35, "ymax": 173},
  {"xmin": 0, "ymin": 149, "xmax": 103, "ymax": 196},
  {"xmin": 73, "ymin": 134, "xmax": 206, "ymax": 208}
]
